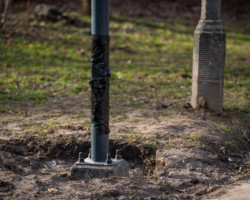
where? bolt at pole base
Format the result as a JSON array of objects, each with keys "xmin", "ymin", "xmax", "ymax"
[
  {"xmin": 77, "ymin": 152, "xmax": 84, "ymax": 163},
  {"xmin": 115, "ymin": 149, "xmax": 122, "ymax": 160}
]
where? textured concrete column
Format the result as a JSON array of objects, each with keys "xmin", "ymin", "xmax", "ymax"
[{"xmin": 191, "ymin": 0, "xmax": 226, "ymax": 113}]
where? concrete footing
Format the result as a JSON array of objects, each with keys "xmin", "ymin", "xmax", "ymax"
[{"xmin": 70, "ymin": 159, "xmax": 129, "ymax": 179}]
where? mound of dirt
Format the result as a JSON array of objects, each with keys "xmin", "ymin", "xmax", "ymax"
[{"xmin": 0, "ymin": 131, "xmax": 249, "ymax": 199}]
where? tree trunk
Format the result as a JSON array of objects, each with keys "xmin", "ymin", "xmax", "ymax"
[
  {"xmin": 82, "ymin": 0, "xmax": 91, "ymax": 15},
  {"xmin": 1, "ymin": 0, "xmax": 11, "ymax": 31}
]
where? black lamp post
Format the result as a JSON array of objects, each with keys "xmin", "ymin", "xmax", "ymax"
[
  {"xmin": 90, "ymin": 0, "xmax": 110, "ymax": 163},
  {"xmin": 71, "ymin": 0, "xmax": 129, "ymax": 179}
]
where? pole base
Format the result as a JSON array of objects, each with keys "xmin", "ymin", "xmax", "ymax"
[{"xmin": 70, "ymin": 159, "xmax": 129, "ymax": 179}]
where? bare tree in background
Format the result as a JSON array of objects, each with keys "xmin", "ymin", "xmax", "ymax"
[
  {"xmin": 0, "ymin": 0, "xmax": 11, "ymax": 31},
  {"xmin": 82, "ymin": 0, "xmax": 91, "ymax": 15}
]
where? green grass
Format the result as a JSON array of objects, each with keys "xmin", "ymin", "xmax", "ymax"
[
  {"xmin": 218, "ymin": 124, "xmax": 231, "ymax": 133},
  {"xmin": 0, "ymin": 13, "xmax": 249, "ymax": 125},
  {"xmin": 187, "ymin": 134, "xmax": 206, "ymax": 141}
]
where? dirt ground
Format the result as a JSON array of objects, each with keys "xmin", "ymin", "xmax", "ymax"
[
  {"xmin": 0, "ymin": 1, "xmax": 249, "ymax": 199},
  {"xmin": 0, "ymin": 96, "xmax": 249, "ymax": 199},
  {"xmin": 205, "ymin": 176, "xmax": 250, "ymax": 200}
]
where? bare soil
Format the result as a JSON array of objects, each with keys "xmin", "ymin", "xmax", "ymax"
[
  {"xmin": 205, "ymin": 176, "xmax": 250, "ymax": 200},
  {"xmin": 0, "ymin": 97, "xmax": 249, "ymax": 199}
]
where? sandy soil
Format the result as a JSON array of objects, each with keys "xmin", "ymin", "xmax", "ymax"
[{"xmin": 205, "ymin": 176, "xmax": 250, "ymax": 200}]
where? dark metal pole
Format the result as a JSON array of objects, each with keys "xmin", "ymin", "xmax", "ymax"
[
  {"xmin": 90, "ymin": 0, "xmax": 110, "ymax": 162},
  {"xmin": 71, "ymin": 0, "xmax": 128, "ymax": 179}
]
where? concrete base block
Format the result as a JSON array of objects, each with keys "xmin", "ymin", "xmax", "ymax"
[{"xmin": 70, "ymin": 159, "xmax": 129, "ymax": 179}]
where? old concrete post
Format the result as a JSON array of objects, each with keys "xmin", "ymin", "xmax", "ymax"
[{"xmin": 191, "ymin": 0, "xmax": 226, "ymax": 113}]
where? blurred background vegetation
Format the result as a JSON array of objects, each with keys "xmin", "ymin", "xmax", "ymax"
[
  {"xmin": 0, "ymin": 0, "xmax": 249, "ymax": 128},
  {"xmin": 6, "ymin": 0, "xmax": 250, "ymax": 19}
]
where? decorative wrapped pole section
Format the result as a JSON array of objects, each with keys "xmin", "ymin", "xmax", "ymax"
[
  {"xmin": 191, "ymin": 0, "xmax": 225, "ymax": 112},
  {"xmin": 90, "ymin": 0, "xmax": 110, "ymax": 162}
]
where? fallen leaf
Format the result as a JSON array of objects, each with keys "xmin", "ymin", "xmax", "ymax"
[{"xmin": 48, "ymin": 188, "xmax": 58, "ymax": 194}]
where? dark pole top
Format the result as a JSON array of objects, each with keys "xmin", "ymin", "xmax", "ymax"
[
  {"xmin": 91, "ymin": 0, "xmax": 109, "ymax": 35},
  {"xmin": 201, "ymin": 0, "xmax": 221, "ymax": 20}
]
